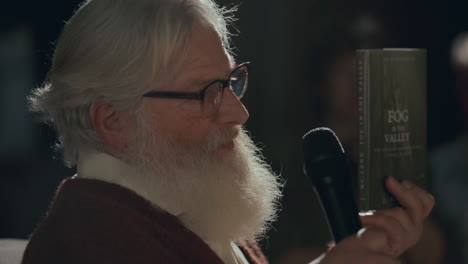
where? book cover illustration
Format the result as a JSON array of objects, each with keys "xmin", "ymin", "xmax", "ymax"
[{"xmin": 357, "ymin": 49, "xmax": 427, "ymax": 211}]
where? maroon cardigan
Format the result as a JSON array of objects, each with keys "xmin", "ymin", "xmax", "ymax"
[{"xmin": 22, "ymin": 178, "xmax": 268, "ymax": 264}]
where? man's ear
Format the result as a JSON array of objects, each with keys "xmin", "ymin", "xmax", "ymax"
[{"xmin": 91, "ymin": 102, "xmax": 131, "ymax": 152}]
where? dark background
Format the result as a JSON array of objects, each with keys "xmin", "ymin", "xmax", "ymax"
[{"xmin": 1, "ymin": 0, "xmax": 467, "ymax": 263}]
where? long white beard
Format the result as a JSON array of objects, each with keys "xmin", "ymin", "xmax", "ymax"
[{"xmin": 120, "ymin": 118, "xmax": 283, "ymax": 244}]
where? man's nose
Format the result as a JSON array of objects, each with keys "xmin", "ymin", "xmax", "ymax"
[{"xmin": 215, "ymin": 88, "xmax": 249, "ymax": 126}]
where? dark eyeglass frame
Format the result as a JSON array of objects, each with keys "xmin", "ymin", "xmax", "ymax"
[{"xmin": 143, "ymin": 62, "xmax": 250, "ymax": 101}]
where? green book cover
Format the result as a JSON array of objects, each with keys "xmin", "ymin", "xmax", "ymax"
[{"xmin": 356, "ymin": 49, "xmax": 427, "ymax": 211}]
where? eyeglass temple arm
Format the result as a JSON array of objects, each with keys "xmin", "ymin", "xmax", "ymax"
[{"xmin": 143, "ymin": 91, "xmax": 203, "ymax": 100}]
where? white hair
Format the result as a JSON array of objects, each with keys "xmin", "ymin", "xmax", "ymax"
[{"xmin": 29, "ymin": 0, "xmax": 237, "ymax": 166}]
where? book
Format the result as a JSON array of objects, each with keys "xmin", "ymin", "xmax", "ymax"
[{"xmin": 356, "ymin": 49, "xmax": 427, "ymax": 211}]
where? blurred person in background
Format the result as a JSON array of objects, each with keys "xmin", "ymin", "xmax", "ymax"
[
  {"xmin": 430, "ymin": 31, "xmax": 468, "ymax": 264},
  {"xmin": 21, "ymin": 0, "xmax": 434, "ymax": 263}
]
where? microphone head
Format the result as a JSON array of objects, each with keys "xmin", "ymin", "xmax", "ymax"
[
  {"xmin": 302, "ymin": 127, "xmax": 349, "ymax": 186},
  {"xmin": 302, "ymin": 127, "xmax": 345, "ymax": 163}
]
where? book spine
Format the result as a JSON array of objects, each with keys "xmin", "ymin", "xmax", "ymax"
[{"xmin": 357, "ymin": 50, "xmax": 370, "ymax": 211}]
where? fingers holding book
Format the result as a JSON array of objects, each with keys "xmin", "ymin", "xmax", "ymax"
[
  {"xmin": 358, "ymin": 177, "xmax": 435, "ymax": 256},
  {"xmin": 385, "ymin": 176, "xmax": 435, "ymax": 222}
]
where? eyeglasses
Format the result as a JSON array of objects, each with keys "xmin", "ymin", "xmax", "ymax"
[{"xmin": 143, "ymin": 62, "xmax": 250, "ymax": 117}]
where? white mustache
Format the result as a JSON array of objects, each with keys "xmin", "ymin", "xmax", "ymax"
[{"xmin": 202, "ymin": 126, "xmax": 241, "ymax": 153}]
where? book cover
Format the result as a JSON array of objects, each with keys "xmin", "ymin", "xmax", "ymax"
[{"xmin": 356, "ymin": 49, "xmax": 427, "ymax": 211}]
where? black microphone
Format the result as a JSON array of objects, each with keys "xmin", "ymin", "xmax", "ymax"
[{"xmin": 302, "ymin": 127, "xmax": 362, "ymax": 243}]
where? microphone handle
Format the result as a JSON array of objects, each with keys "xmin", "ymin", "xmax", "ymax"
[{"xmin": 312, "ymin": 158, "xmax": 362, "ymax": 242}]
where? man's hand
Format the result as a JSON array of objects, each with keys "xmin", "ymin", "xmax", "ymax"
[
  {"xmin": 312, "ymin": 177, "xmax": 435, "ymax": 264},
  {"xmin": 310, "ymin": 234, "xmax": 402, "ymax": 264}
]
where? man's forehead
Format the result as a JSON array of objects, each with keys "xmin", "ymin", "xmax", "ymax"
[
  {"xmin": 186, "ymin": 53, "xmax": 235, "ymax": 73},
  {"xmin": 174, "ymin": 55, "xmax": 234, "ymax": 88},
  {"xmin": 181, "ymin": 58, "xmax": 236, "ymax": 89}
]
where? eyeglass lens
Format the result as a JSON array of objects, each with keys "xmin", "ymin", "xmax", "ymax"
[
  {"xmin": 202, "ymin": 65, "xmax": 248, "ymax": 116},
  {"xmin": 231, "ymin": 65, "xmax": 248, "ymax": 98}
]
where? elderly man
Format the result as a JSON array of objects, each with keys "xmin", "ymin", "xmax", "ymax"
[{"xmin": 23, "ymin": 0, "xmax": 434, "ymax": 263}]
